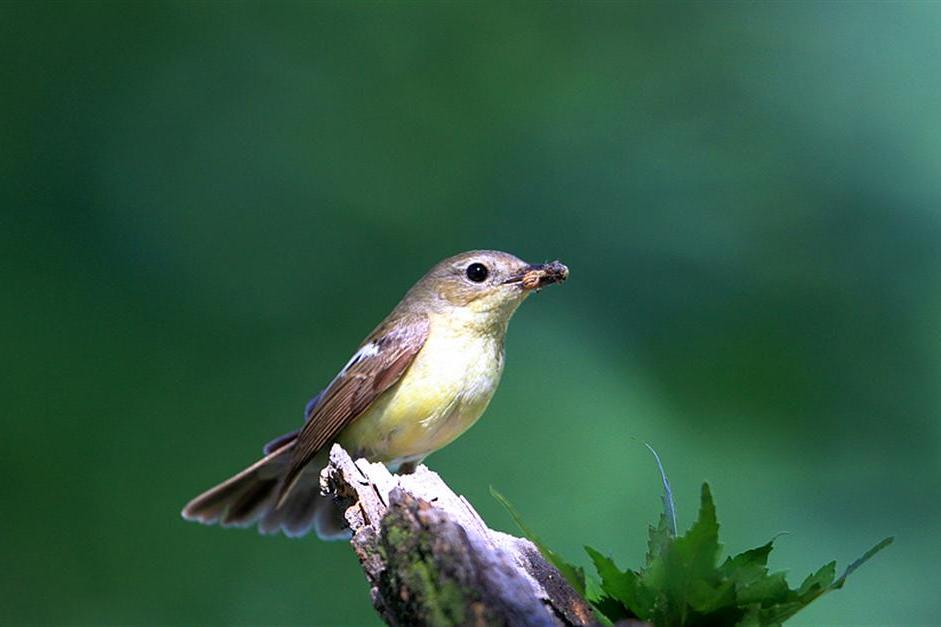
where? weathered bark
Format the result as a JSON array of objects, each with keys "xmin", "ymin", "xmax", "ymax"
[{"xmin": 320, "ymin": 444, "xmax": 598, "ymax": 627}]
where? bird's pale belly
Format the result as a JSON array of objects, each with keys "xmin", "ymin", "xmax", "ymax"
[{"xmin": 337, "ymin": 323, "xmax": 504, "ymax": 466}]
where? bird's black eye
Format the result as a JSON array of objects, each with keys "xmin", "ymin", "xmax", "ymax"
[{"xmin": 465, "ymin": 262, "xmax": 489, "ymax": 283}]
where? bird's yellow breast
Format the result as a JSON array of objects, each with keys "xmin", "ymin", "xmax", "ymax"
[{"xmin": 337, "ymin": 312, "xmax": 505, "ymax": 466}]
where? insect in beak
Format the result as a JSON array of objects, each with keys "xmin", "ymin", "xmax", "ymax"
[{"xmin": 503, "ymin": 260, "xmax": 569, "ymax": 291}]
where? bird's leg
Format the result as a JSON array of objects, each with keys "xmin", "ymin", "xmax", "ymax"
[{"xmin": 396, "ymin": 460, "xmax": 419, "ymax": 475}]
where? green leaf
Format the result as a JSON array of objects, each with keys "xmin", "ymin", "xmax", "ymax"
[
  {"xmin": 590, "ymin": 592, "xmax": 631, "ymax": 625},
  {"xmin": 669, "ymin": 483, "xmax": 722, "ymax": 586},
  {"xmin": 646, "ymin": 513, "xmax": 673, "ymax": 567},
  {"xmin": 797, "ymin": 561, "xmax": 836, "ymax": 599},
  {"xmin": 585, "ymin": 546, "xmax": 651, "ymax": 620},
  {"xmin": 766, "ymin": 537, "xmax": 895, "ymax": 624},
  {"xmin": 688, "ymin": 576, "xmax": 736, "ymax": 614},
  {"xmin": 719, "ymin": 540, "xmax": 774, "ymax": 580},
  {"xmin": 643, "ymin": 483, "xmax": 723, "ymax": 625},
  {"xmin": 751, "ymin": 561, "xmax": 837, "ymax": 625},
  {"xmin": 582, "ymin": 576, "xmax": 626, "ymax": 625},
  {"xmin": 735, "ymin": 570, "xmax": 790, "ymax": 607},
  {"xmin": 490, "ymin": 486, "xmax": 586, "ymax": 595},
  {"xmin": 719, "ymin": 538, "xmax": 790, "ymax": 606},
  {"xmin": 497, "ymin": 479, "xmax": 892, "ymax": 627},
  {"xmin": 735, "ymin": 605, "xmax": 765, "ymax": 627}
]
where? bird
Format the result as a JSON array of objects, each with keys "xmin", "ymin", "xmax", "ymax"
[{"xmin": 181, "ymin": 250, "xmax": 569, "ymax": 539}]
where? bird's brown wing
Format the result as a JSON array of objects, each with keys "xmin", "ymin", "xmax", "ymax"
[{"xmin": 276, "ymin": 312, "xmax": 430, "ymax": 505}]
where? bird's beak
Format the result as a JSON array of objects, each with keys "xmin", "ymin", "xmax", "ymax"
[{"xmin": 503, "ymin": 260, "xmax": 570, "ymax": 290}]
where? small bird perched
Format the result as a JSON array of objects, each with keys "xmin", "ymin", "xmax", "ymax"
[{"xmin": 182, "ymin": 250, "xmax": 568, "ymax": 539}]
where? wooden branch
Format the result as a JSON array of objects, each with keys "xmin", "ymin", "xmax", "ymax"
[{"xmin": 320, "ymin": 444, "xmax": 598, "ymax": 627}]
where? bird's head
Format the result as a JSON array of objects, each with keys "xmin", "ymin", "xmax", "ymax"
[{"xmin": 404, "ymin": 250, "xmax": 569, "ymax": 331}]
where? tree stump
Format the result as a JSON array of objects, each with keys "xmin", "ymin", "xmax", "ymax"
[{"xmin": 320, "ymin": 444, "xmax": 598, "ymax": 627}]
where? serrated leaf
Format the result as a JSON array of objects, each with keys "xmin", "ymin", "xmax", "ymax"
[
  {"xmin": 743, "ymin": 562, "xmax": 835, "ymax": 625},
  {"xmin": 741, "ymin": 600, "xmax": 797, "ymax": 627},
  {"xmin": 490, "ymin": 486, "xmax": 586, "ymax": 595},
  {"xmin": 735, "ymin": 605, "xmax": 765, "ymax": 627},
  {"xmin": 719, "ymin": 540, "xmax": 774, "ymax": 580},
  {"xmin": 719, "ymin": 538, "xmax": 791, "ymax": 607},
  {"xmin": 584, "ymin": 547, "xmax": 634, "ymax": 602},
  {"xmin": 643, "ymin": 483, "xmax": 723, "ymax": 625},
  {"xmin": 767, "ymin": 537, "xmax": 895, "ymax": 624},
  {"xmin": 670, "ymin": 483, "xmax": 721, "ymax": 584},
  {"xmin": 584, "ymin": 547, "xmax": 641, "ymax": 621},
  {"xmin": 736, "ymin": 570, "xmax": 790, "ymax": 607},
  {"xmin": 591, "ymin": 593, "xmax": 632, "ymax": 624},
  {"xmin": 797, "ymin": 561, "xmax": 836, "ymax": 599},
  {"xmin": 646, "ymin": 513, "xmax": 673, "ymax": 567},
  {"xmin": 688, "ymin": 577, "xmax": 736, "ymax": 614},
  {"xmin": 757, "ymin": 599, "xmax": 811, "ymax": 626},
  {"xmin": 498, "ymin": 474, "xmax": 892, "ymax": 627}
]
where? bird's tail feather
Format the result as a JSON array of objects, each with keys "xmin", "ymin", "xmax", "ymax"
[{"xmin": 181, "ymin": 439, "xmax": 347, "ymax": 539}]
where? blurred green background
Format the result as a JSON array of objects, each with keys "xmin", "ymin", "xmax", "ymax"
[{"xmin": 3, "ymin": 2, "xmax": 939, "ymax": 625}]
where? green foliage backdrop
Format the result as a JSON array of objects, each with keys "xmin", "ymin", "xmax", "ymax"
[{"xmin": 2, "ymin": 2, "xmax": 938, "ymax": 625}]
